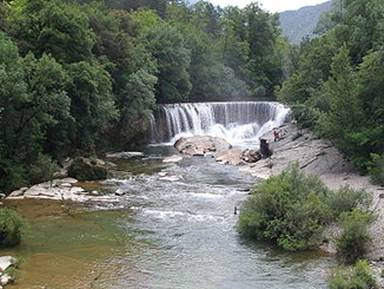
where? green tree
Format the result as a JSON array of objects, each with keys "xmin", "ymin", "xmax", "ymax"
[
  {"xmin": 143, "ymin": 22, "xmax": 191, "ymax": 103},
  {"xmin": 0, "ymin": 33, "xmax": 70, "ymax": 191},
  {"xmin": 66, "ymin": 61, "xmax": 118, "ymax": 152},
  {"xmin": 337, "ymin": 209, "xmax": 374, "ymax": 264},
  {"xmin": 8, "ymin": 0, "xmax": 95, "ymax": 63}
]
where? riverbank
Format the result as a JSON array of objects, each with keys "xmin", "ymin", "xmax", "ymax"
[
  {"xmin": 240, "ymin": 123, "xmax": 384, "ymax": 260},
  {"xmin": 173, "ymin": 121, "xmax": 384, "ymax": 282}
]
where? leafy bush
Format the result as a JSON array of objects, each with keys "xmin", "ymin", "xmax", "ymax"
[
  {"xmin": 0, "ymin": 208, "xmax": 23, "ymax": 248},
  {"xmin": 238, "ymin": 164, "xmax": 331, "ymax": 251},
  {"xmin": 368, "ymin": 154, "xmax": 384, "ymax": 186},
  {"xmin": 329, "ymin": 260, "xmax": 377, "ymax": 289},
  {"xmin": 326, "ymin": 187, "xmax": 372, "ymax": 219},
  {"xmin": 336, "ymin": 209, "xmax": 374, "ymax": 264}
]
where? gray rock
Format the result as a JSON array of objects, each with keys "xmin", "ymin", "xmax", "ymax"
[
  {"xmin": 241, "ymin": 149, "xmax": 262, "ymax": 163},
  {"xmin": 163, "ymin": 155, "xmax": 183, "ymax": 163},
  {"xmin": 175, "ymin": 136, "xmax": 232, "ymax": 156},
  {"xmin": 114, "ymin": 189, "xmax": 127, "ymax": 196},
  {"xmin": 0, "ymin": 273, "xmax": 13, "ymax": 286},
  {"xmin": 160, "ymin": 175, "xmax": 182, "ymax": 182},
  {"xmin": 8, "ymin": 190, "xmax": 25, "ymax": 198},
  {"xmin": 7, "ymin": 178, "xmax": 118, "ymax": 203},
  {"xmin": 106, "ymin": 152, "xmax": 144, "ymax": 159},
  {"xmin": 215, "ymin": 149, "xmax": 244, "ymax": 166},
  {"xmin": 158, "ymin": 172, "xmax": 168, "ymax": 177},
  {"xmin": 0, "ymin": 256, "xmax": 16, "ymax": 272}
]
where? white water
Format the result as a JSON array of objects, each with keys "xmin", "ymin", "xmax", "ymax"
[{"xmin": 149, "ymin": 101, "xmax": 290, "ymax": 146}]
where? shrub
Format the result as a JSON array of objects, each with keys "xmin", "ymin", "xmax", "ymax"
[
  {"xmin": 0, "ymin": 208, "xmax": 23, "ymax": 247},
  {"xmin": 326, "ymin": 186, "xmax": 372, "ymax": 219},
  {"xmin": 336, "ymin": 209, "xmax": 374, "ymax": 264},
  {"xmin": 329, "ymin": 260, "xmax": 377, "ymax": 289},
  {"xmin": 368, "ymin": 154, "xmax": 384, "ymax": 186},
  {"xmin": 238, "ymin": 164, "xmax": 331, "ymax": 251}
]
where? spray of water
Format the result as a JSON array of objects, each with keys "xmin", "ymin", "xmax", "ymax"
[{"xmin": 149, "ymin": 102, "xmax": 290, "ymax": 146}]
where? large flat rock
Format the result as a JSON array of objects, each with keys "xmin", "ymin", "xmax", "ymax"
[
  {"xmin": 175, "ymin": 136, "xmax": 232, "ymax": 156},
  {"xmin": 7, "ymin": 178, "xmax": 118, "ymax": 203}
]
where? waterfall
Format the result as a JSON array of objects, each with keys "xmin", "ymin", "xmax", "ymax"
[{"xmin": 149, "ymin": 101, "xmax": 291, "ymax": 146}]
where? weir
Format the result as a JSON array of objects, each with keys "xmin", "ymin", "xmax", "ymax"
[{"xmin": 149, "ymin": 101, "xmax": 290, "ymax": 145}]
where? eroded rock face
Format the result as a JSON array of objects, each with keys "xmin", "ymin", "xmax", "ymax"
[{"xmin": 174, "ymin": 136, "xmax": 232, "ymax": 156}]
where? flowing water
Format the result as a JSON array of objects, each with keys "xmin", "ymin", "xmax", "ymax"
[
  {"xmin": 149, "ymin": 102, "xmax": 291, "ymax": 146},
  {"xmin": 2, "ymin": 102, "xmax": 334, "ymax": 288},
  {"xmin": 93, "ymin": 148, "xmax": 334, "ymax": 289}
]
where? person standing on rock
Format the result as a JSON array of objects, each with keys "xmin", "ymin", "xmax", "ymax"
[
  {"xmin": 260, "ymin": 139, "xmax": 272, "ymax": 159},
  {"xmin": 273, "ymin": 128, "xmax": 280, "ymax": 142}
]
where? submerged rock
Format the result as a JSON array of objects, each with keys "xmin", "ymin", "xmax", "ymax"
[
  {"xmin": 68, "ymin": 157, "xmax": 108, "ymax": 181},
  {"xmin": 175, "ymin": 136, "xmax": 232, "ymax": 156},
  {"xmin": 159, "ymin": 175, "xmax": 182, "ymax": 182},
  {"xmin": 106, "ymin": 151, "xmax": 144, "ymax": 159},
  {"xmin": 163, "ymin": 155, "xmax": 183, "ymax": 163}
]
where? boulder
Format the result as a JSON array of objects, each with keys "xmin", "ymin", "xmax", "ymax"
[
  {"xmin": 241, "ymin": 149, "xmax": 262, "ymax": 163},
  {"xmin": 175, "ymin": 136, "xmax": 232, "ymax": 156},
  {"xmin": 68, "ymin": 157, "xmax": 108, "ymax": 181},
  {"xmin": 0, "ymin": 274, "xmax": 13, "ymax": 286},
  {"xmin": 0, "ymin": 257, "xmax": 16, "ymax": 272},
  {"xmin": 215, "ymin": 148, "xmax": 243, "ymax": 166}
]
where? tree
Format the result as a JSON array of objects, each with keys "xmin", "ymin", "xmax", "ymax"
[
  {"xmin": 0, "ymin": 33, "xmax": 70, "ymax": 191},
  {"xmin": 66, "ymin": 61, "xmax": 118, "ymax": 152},
  {"xmin": 143, "ymin": 22, "xmax": 191, "ymax": 103},
  {"xmin": 8, "ymin": 0, "xmax": 95, "ymax": 63}
]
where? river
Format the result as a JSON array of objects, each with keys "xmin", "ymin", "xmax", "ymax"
[{"xmin": 2, "ymin": 102, "xmax": 335, "ymax": 288}]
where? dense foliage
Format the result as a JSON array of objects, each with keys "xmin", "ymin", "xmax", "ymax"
[
  {"xmin": 0, "ymin": 0, "xmax": 288, "ymax": 192},
  {"xmin": 0, "ymin": 208, "xmax": 23, "ymax": 247},
  {"xmin": 238, "ymin": 165, "xmax": 373, "ymax": 252},
  {"xmin": 328, "ymin": 260, "xmax": 377, "ymax": 289},
  {"xmin": 278, "ymin": 0, "xmax": 384, "ymax": 184},
  {"xmin": 337, "ymin": 209, "xmax": 374, "ymax": 264}
]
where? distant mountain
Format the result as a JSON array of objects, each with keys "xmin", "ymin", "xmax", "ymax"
[{"xmin": 279, "ymin": 1, "xmax": 333, "ymax": 44}]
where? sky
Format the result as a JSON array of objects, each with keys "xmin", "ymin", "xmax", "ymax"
[{"xmin": 208, "ymin": 0, "xmax": 330, "ymax": 12}]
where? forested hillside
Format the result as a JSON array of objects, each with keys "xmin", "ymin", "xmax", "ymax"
[
  {"xmin": 279, "ymin": 1, "xmax": 332, "ymax": 44},
  {"xmin": 278, "ymin": 0, "xmax": 384, "ymax": 185},
  {"xmin": 0, "ymin": 0, "xmax": 292, "ymax": 192}
]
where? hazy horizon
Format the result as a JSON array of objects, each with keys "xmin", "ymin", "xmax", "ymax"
[{"xmin": 194, "ymin": 0, "xmax": 330, "ymax": 12}]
